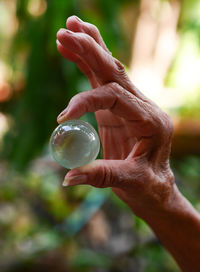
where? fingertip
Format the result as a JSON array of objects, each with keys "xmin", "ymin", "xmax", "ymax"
[
  {"xmin": 56, "ymin": 117, "xmax": 63, "ymax": 124},
  {"xmin": 57, "ymin": 115, "xmax": 67, "ymax": 124},
  {"xmin": 56, "ymin": 39, "xmax": 62, "ymax": 49},
  {"xmin": 66, "ymin": 16, "xmax": 75, "ymax": 28},
  {"xmin": 66, "ymin": 15, "xmax": 75, "ymax": 25},
  {"xmin": 62, "ymin": 174, "xmax": 88, "ymax": 187},
  {"xmin": 56, "ymin": 28, "xmax": 66, "ymax": 40},
  {"xmin": 73, "ymin": 15, "xmax": 83, "ymax": 22},
  {"xmin": 57, "ymin": 108, "xmax": 68, "ymax": 122},
  {"xmin": 66, "ymin": 15, "xmax": 83, "ymax": 27}
]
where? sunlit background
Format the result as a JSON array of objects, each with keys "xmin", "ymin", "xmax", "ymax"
[{"xmin": 0, "ymin": 0, "xmax": 200, "ymax": 271}]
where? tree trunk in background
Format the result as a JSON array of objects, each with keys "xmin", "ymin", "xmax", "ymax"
[
  {"xmin": 128, "ymin": 0, "xmax": 180, "ymax": 107},
  {"xmin": 171, "ymin": 119, "xmax": 200, "ymax": 157},
  {"xmin": 121, "ymin": 0, "xmax": 200, "ymax": 157}
]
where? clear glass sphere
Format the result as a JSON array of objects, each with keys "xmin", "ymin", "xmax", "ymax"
[{"xmin": 50, "ymin": 120, "xmax": 100, "ymax": 169}]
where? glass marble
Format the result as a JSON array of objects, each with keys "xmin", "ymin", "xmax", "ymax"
[{"xmin": 50, "ymin": 120, "xmax": 100, "ymax": 169}]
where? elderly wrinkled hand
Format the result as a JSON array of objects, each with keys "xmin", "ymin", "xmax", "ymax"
[
  {"xmin": 56, "ymin": 15, "xmax": 175, "ymax": 220},
  {"xmin": 55, "ymin": 16, "xmax": 200, "ymax": 272}
]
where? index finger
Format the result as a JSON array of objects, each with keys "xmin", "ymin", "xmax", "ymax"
[
  {"xmin": 56, "ymin": 28, "xmax": 147, "ymax": 101},
  {"xmin": 66, "ymin": 16, "xmax": 111, "ymax": 54}
]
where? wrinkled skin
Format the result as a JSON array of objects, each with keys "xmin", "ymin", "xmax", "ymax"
[
  {"xmin": 56, "ymin": 15, "xmax": 175, "ymax": 220},
  {"xmin": 56, "ymin": 16, "xmax": 200, "ymax": 272}
]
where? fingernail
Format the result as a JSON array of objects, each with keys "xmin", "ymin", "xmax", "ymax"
[
  {"xmin": 57, "ymin": 28, "xmax": 67, "ymax": 37},
  {"xmin": 57, "ymin": 109, "xmax": 68, "ymax": 120},
  {"xmin": 74, "ymin": 16, "xmax": 83, "ymax": 23},
  {"xmin": 65, "ymin": 29, "xmax": 74, "ymax": 35},
  {"xmin": 62, "ymin": 175, "xmax": 87, "ymax": 187}
]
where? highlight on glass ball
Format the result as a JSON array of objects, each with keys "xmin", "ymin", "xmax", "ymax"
[{"xmin": 50, "ymin": 119, "xmax": 100, "ymax": 169}]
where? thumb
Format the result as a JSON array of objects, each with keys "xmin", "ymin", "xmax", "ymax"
[{"xmin": 62, "ymin": 159, "xmax": 130, "ymax": 188}]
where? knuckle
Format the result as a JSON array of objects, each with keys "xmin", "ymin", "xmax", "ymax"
[
  {"xmin": 159, "ymin": 112, "xmax": 174, "ymax": 139},
  {"xmin": 107, "ymin": 82, "xmax": 124, "ymax": 102},
  {"xmin": 96, "ymin": 165, "xmax": 109, "ymax": 188},
  {"xmin": 84, "ymin": 22, "xmax": 99, "ymax": 36},
  {"xmin": 69, "ymin": 92, "xmax": 87, "ymax": 108},
  {"xmin": 90, "ymin": 25, "xmax": 100, "ymax": 38},
  {"xmin": 151, "ymin": 108, "xmax": 174, "ymax": 140},
  {"xmin": 108, "ymin": 81, "xmax": 120, "ymax": 90},
  {"xmin": 69, "ymin": 93, "xmax": 79, "ymax": 104},
  {"xmin": 97, "ymin": 165, "xmax": 116, "ymax": 188},
  {"xmin": 84, "ymin": 22, "xmax": 112, "ymax": 54},
  {"xmin": 113, "ymin": 58, "xmax": 126, "ymax": 76},
  {"xmin": 77, "ymin": 33, "xmax": 92, "ymax": 55},
  {"xmin": 84, "ymin": 92, "xmax": 96, "ymax": 111},
  {"xmin": 108, "ymin": 82, "xmax": 123, "ymax": 95}
]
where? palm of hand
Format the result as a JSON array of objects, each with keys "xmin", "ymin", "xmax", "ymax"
[{"xmin": 95, "ymin": 110, "xmax": 135, "ymax": 160}]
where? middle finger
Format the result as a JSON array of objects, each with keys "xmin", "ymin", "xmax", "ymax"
[{"xmin": 57, "ymin": 28, "xmax": 145, "ymax": 100}]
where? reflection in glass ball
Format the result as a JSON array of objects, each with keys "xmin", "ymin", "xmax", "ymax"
[{"xmin": 50, "ymin": 120, "xmax": 100, "ymax": 169}]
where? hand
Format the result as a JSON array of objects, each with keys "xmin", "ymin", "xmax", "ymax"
[
  {"xmin": 56, "ymin": 17, "xmax": 200, "ymax": 271},
  {"xmin": 56, "ymin": 16, "xmax": 175, "ymax": 220}
]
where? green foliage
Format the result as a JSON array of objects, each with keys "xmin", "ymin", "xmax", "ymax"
[
  {"xmin": 69, "ymin": 249, "xmax": 112, "ymax": 270},
  {"xmin": 1, "ymin": 0, "xmax": 128, "ymax": 170}
]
